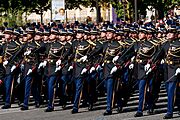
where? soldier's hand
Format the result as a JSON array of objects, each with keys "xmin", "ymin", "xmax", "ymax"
[
  {"xmin": 146, "ymin": 68, "xmax": 152, "ymax": 75},
  {"xmin": 0, "ymin": 80, "xmax": 3, "ymax": 85},
  {"xmin": 3, "ymin": 60, "xmax": 8, "ymax": 67},
  {"xmin": 80, "ymin": 55, "xmax": 87, "ymax": 62},
  {"xmin": 27, "ymin": 69, "xmax": 32, "ymax": 75},
  {"xmin": 129, "ymin": 63, "xmax": 134, "ymax": 69},
  {"xmin": 81, "ymin": 68, "xmax": 87, "ymax": 75},
  {"xmin": 112, "ymin": 56, "xmax": 119, "ymax": 63},
  {"xmin": 160, "ymin": 59, "xmax": 165, "ymax": 64},
  {"xmin": 11, "ymin": 65, "xmax": 16, "ymax": 72},
  {"xmin": 55, "ymin": 66, "xmax": 61, "ymax": 72},
  {"xmin": 144, "ymin": 64, "xmax": 150, "ymax": 71},
  {"xmin": 68, "ymin": 66, "xmax": 73, "ymax": 71},
  {"xmin": 110, "ymin": 66, "xmax": 117, "ymax": 74},
  {"xmin": 131, "ymin": 56, "xmax": 135, "ymax": 62},
  {"xmin": 175, "ymin": 68, "xmax": 180, "ymax": 76},
  {"xmin": 56, "ymin": 59, "xmax": 61, "ymax": 67},
  {"xmin": 90, "ymin": 67, "xmax": 95, "ymax": 73}
]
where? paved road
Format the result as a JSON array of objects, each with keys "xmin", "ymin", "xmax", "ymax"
[
  {"xmin": 0, "ymin": 104, "xmax": 179, "ymax": 120},
  {"xmin": 0, "ymin": 84, "xmax": 179, "ymax": 120}
]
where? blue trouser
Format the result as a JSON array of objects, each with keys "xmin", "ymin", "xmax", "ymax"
[
  {"xmin": 73, "ymin": 77, "xmax": 83, "ymax": 110},
  {"xmin": 166, "ymin": 81, "xmax": 177, "ymax": 114},
  {"xmin": 4, "ymin": 74, "xmax": 13, "ymax": 105},
  {"xmin": 61, "ymin": 74, "xmax": 70, "ymax": 97},
  {"xmin": 87, "ymin": 72, "xmax": 97, "ymax": 104},
  {"xmin": 137, "ymin": 79, "xmax": 147, "ymax": 112},
  {"xmin": 23, "ymin": 75, "xmax": 41, "ymax": 107},
  {"xmin": 106, "ymin": 77, "xmax": 114, "ymax": 111},
  {"xmin": 47, "ymin": 75, "xmax": 57, "ymax": 109}
]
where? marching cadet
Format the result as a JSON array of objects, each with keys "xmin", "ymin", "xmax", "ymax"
[
  {"xmin": 102, "ymin": 25, "xmax": 128, "ymax": 115},
  {"xmin": 21, "ymin": 28, "xmax": 46, "ymax": 110},
  {"xmin": 44, "ymin": 28, "xmax": 63, "ymax": 112},
  {"xmin": 163, "ymin": 25, "xmax": 180, "ymax": 119},
  {"xmin": 71, "ymin": 26, "xmax": 91, "ymax": 114},
  {"xmin": 1, "ymin": 28, "xmax": 24, "ymax": 109},
  {"xmin": 60, "ymin": 29, "xmax": 74, "ymax": 109},
  {"xmin": 134, "ymin": 26, "xmax": 160, "ymax": 117}
]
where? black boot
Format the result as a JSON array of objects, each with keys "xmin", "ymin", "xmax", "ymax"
[
  {"xmin": 21, "ymin": 106, "xmax": 29, "ymax": 111},
  {"xmin": 71, "ymin": 109, "xmax": 78, "ymax": 114},
  {"xmin": 117, "ymin": 106, "xmax": 123, "ymax": 113},
  {"xmin": 147, "ymin": 109, "xmax": 154, "ymax": 115},
  {"xmin": 163, "ymin": 113, "xmax": 173, "ymax": 119},
  {"xmin": 134, "ymin": 112, "xmax": 143, "ymax": 117},
  {"xmin": 44, "ymin": 107, "xmax": 54, "ymax": 112},
  {"xmin": 103, "ymin": 110, "xmax": 112, "ymax": 116},
  {"xmin": 88, "ymin": 104, "xmax": 93, "ymax": 111},
  {"xmin": 1, "ymin": 105, "xmax": 11, "ymax": 109}
]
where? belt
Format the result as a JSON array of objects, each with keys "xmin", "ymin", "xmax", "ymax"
[
  {"xmin": 47, "ymin": 59, "xmax": 57, "ymax": 63},
  {"xmin": 104, "ymin": 60, "xmax": 111, "ymax": 63},
  {"xmin": 74, "ymin": 58, "xmax": 81, "ymax": 62},
  {"xmin": 136, "ymin": 59, "xmax": 148, "ymax": 63},
  {"xmin": 166, "ymin": 60, "xmax": 180, "ymax": 65}
]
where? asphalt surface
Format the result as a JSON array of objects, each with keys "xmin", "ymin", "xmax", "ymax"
[{"xmin": 0, "ymin": 85, "xmax": 179, "ymax": 120}]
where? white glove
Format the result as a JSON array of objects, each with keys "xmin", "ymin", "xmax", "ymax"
[
  {"xmin": 175, "ymin": 68, "xmax": 180, "ymax": 76},
  {"xmin": 56, "ymin": 59, "xmax": 61, "ymax": 66},
  {"xmin": 90, "ymin": 67, "xmax": 95, "ymax": 73},
  {"xmin": 96, "ymin": 65, "xmax": 101, "ymax": 71},
  {"xmin": 110, "ymin": 66, "xmax": 117, "ymax": 74},
  {"xmin": 55, "ymin": 66, "xmax": 61, "ymax": 72},
  {"xmin": 146, "ymin": 68, "xmax": 152, "ymax": 75},
  {"xmin": 24, "ymin": 50, "xmax": 31, "ymax": 56},
  {"xmin": 27, "ymin": 69, "xmax": 32, "ymax": 75},
  {"xmin": 129, "ymin": 63, "xmax": 134, "ymax": 69},
  {"xmin": 161, "ymin": 59, "xmax": 165, "ymax": 64},
  {"xmin": 131, "ymin": 56, "xmax": 135, "ymax": 62},
  {"xmin": 80, "ymin": 55, "xmax": 87, "ymax": 62},
  {"xmin": 81, "ymin": 68, "xmax": 87, "ymax": 75},
  {"xmin": 144, "ymin": 63, "xmax": 150, "ymax": 71},
  {"xmin": 112, "ymin": 56, "xmax": 119, "ymax": 63},
  {"xmin": 11, "ymin": 65, "xmax": 16, "ymax": 72},
  {"xmin": 102, "ymin": 63, "xmax": 104, "ymax": 67},
  {"xmin": 20, "ymin": 64, "xmax": 24, "ymax": 71},
  {"xmin": 68, "ymin": 66, "xmax": 73, "ymax": 71},
  {"xmin": 38, "ymin": 61, "xmax": 47, "ymax": 69},
  {"xmin": 3, "ymin": 60, "xmax": 8, "ymax": 67}
]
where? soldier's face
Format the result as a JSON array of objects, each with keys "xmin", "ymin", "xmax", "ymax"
[
  {"xmin": 131, "ymin": 33, "xmax": 137, "ymax": 38},
  {"xmin": 146, "ymin": 33, "xmax": 153, "ymax": 39},
  {"xmin": 178, "ymin": 33, "xmax": 180, "ymax": 38},
  {"xmin": 27, "ymin": 34, "xmax": 33, "ymax": 40},
  {"xmin": 91, "ymin": 35, "xmax": 96, "ymax": 40},
  {"xmin": 49, "ymin": 34, "xmax": 56, "ymax": 40},
  {"xmin": 76, "ymin": 33, "xmax": 83, "ymax": 39},
  {"xmin": 157, "ymin": 33, "xmax": 162, "ymax": 38},
  {"xmin": 84, "ymin": 34, "xmax": 88, "ymax": 40},
  {"xmin": 23, "ymin": 36, "xmax": 28, "ymax": 42},
  {"xmin": 66, "ymin": 35, "xmax": 72, "ymax": 41},
  {"xmin": 60, "ymin": 35, "xmax": 66, "ymax": 41},
  {"xmin": 167, "ymin": 32, "xmax": 175, "ymax": 40},
  {"xmin": 43, "ymin": 35, "xmax": 49, "ymax": 41},
  {"xmin": 116, "ymin": 35, "xmax": 122, "ymax": 40},
  {"xmin": 4, "ymin": 33, "xmax": 12, "ymax": 40},
  {"xmin": 100, "ymin": 32, "xmax": 106, "ymax": 38},
  {"xmin": 138, "ymin": 32, "xmax": 146, "ymax": 40},
  {"xmin": 34, "ymin": 35, "xmax": 42, "ymax": 41},
  {"xmin": 106, "ymin": 32, "xmax": 113, "ymax": 40}
]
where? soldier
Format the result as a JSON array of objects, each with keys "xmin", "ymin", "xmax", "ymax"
[
  {"xmin": 134, "ymin": 26, "xmax": 160, "ymax": 117},
  {"xmin": 44, "ymin": 27, "xmax": 63, "ymax": 112},
  {"xmin": 163, "ymin": 26, "xmax": 180, "ymax": 119},
  {"xmin": 59, "ymin": 29, "xmax": 74, "ymax": 109},
  {"xmin": 1, "ymin": 28, "xmax": 24, "ymax": 109},
  {"xmin": 21, "ymin": 28, "xmax": 45, "ymax": 110}
]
